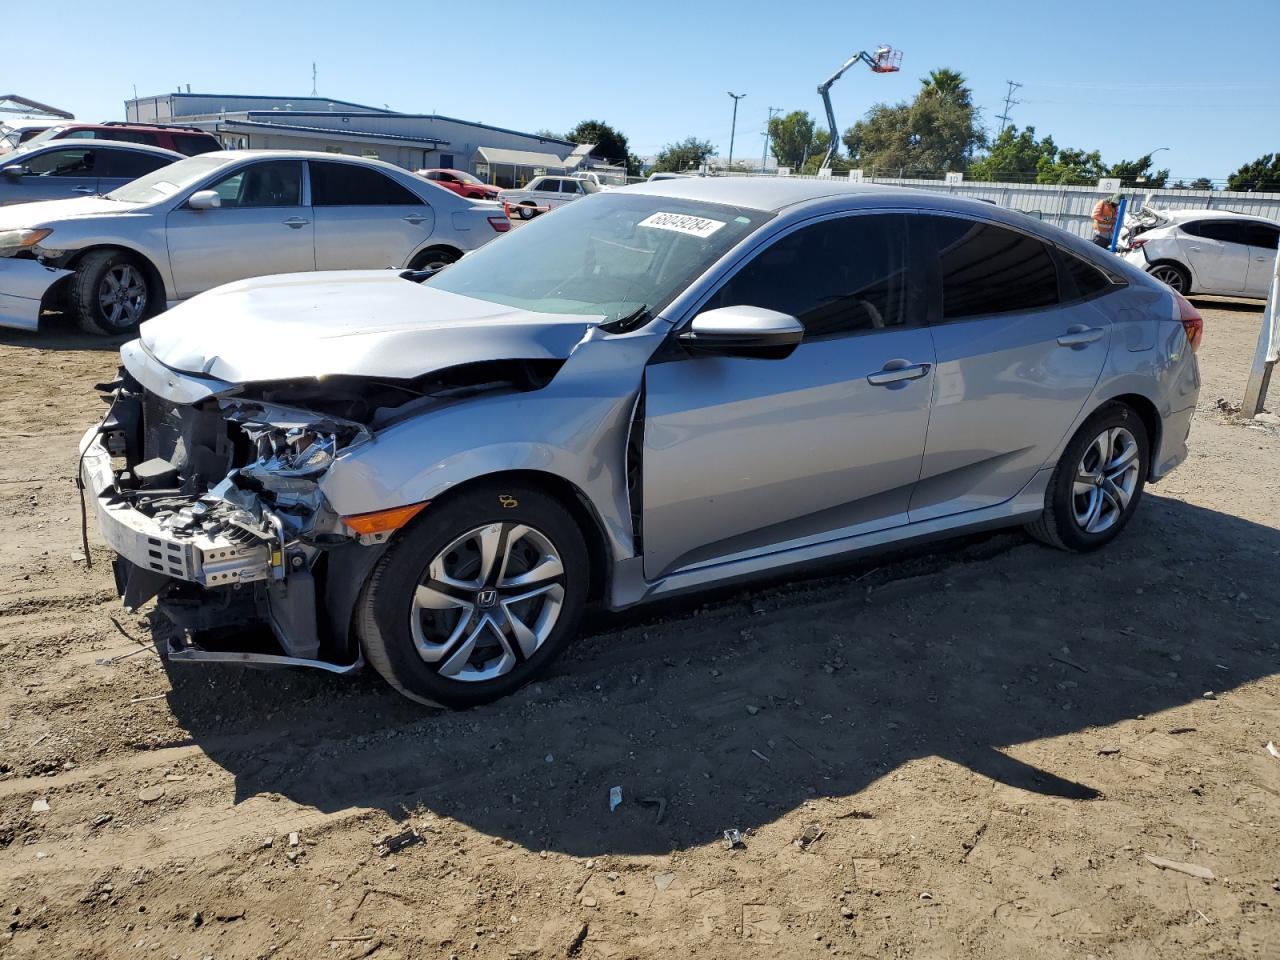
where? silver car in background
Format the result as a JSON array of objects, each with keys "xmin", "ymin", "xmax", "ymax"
[
  {"xmin": 79, "ymin": 178, "xmax": 1201, "ymax": 708},
  {"xmin": 0, "ymin": 140, "xmax": 183, "ymax": 206},
  {"xmin": 0, "ymin": 150, "xmax": 511, "ymax": 335}
]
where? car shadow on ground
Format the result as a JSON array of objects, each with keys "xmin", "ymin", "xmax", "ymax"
[
  {"xmin": 0, "ymin": 311, "xmax": 129, "ymax": 353},
  {"xmin": 161, "ymin": 493, "xmax": 1278, "ymax": 857},
  {"xmin": 1188, "ymin": 295, "xmax": 1266, "ymax": 314}
]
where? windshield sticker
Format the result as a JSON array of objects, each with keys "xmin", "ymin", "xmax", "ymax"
[{"xmin": 638, "ymin": 212, "xmax": 726, "ymax": 239}]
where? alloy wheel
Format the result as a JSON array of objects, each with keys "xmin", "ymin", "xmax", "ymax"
[
  {"xmin": 1149, "ymin": 264, "xmax": 1186, "ymax": 293},
  {"xmin": 1071, "ymin": 426, "xmax": 1140, "ymax": 535},
  {"xmin": 409, "ymin": 523, "xmax": 565, "ymax": 682},
  {"xmin": 97, "ymin": 264, "xmax": 147, "ymax": 328}
]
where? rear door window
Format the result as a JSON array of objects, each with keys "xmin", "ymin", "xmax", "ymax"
[
  {"xmin": 309, "ymin": 161, "xmax": 424, "ymax": 206},
  {"xmin": 94, "ymin": 148, "xmax": 174, "ymax": 179},
  {"xmin": 1194, "ymin": 220, "xmax": 1254, "ymax": 246},
  {"xmin": 172, "ymin": 134, "xmax": 219, "ymax": 156},
  {"xmin": 703, "ymin": 214, "xmax": 909, "ymax": 337},
  {"xmin": 920, "ymin": 216, "xmax": 1059, "ymax": 319}
]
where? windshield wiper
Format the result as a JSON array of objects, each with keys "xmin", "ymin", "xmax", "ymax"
[{"xmin": 600, "ymin": 304, "xmax": 649, "ymax": 334}]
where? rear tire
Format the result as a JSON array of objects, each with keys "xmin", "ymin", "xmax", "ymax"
[
  {"xmin": 71, "ymin": 250, "xmax": 153, "ymax": 336},
  {"xmin": 1147, "ymin": 261, "xmax": 1191, "ymax": 295},
  {"xmin": 1026, "ymin": 403, "xmax": 1149, "ymax": 552},
  {"xmin": 357, "ymin": 482, "xmax": 589, "ymax": 708},
  {"xmin": 410, "ymin": 247, "xmax": 459, "ymax": 272}
]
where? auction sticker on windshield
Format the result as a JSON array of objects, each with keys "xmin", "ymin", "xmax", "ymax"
[{"xmin": 638, "ymin": 212, "xmax": 725, "ymax": 239}]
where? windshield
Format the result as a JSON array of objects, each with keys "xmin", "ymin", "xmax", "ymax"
[
  {"xmin": 107, "ymin": 154, "xmax": 229, "ymax": 203},
  {"xmin": 453, "ymin": 170, "xmax": 485, "ymax": 185},
  {"xmin": 20, "ymin": 126, "xmax": 71, "ymax": 148},
  {"xmin": 428, "ymin": 192, "xmax": 770, "ymax": 322}
]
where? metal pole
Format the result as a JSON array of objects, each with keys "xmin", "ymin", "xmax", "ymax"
[
  {"xmin": 727, "ymin": 92, "xmax": 746, "ymax": 168},
  {"xmin": 1243, "ymin": 243, "xmax": 1280, "ymax": 417},
  {"xmin": 763, "ymin": 106, "xmax": 780, "ymax": 173}
]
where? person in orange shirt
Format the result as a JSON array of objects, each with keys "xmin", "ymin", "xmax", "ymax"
[{"xmin": 1091, "ymin": 194, "xmax": 1123, "ymax": 248}]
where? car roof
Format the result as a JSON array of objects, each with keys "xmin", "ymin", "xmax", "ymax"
[
  {"xmin": 619, "ymin": 175, "xmax": 930, "ymax": 212},
  {"xmin": 26, "ymin": 138, "xmax": 184, "ymax": 157},
  {"xmin": 1158, "ymin": 207, "xmax": 1279, "ymax": 226}
]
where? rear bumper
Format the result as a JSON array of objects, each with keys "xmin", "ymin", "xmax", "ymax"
[
  {"xmin": 1151, "ymin": 404, "xmax": 1195, "ymax": 481},
  {"xmin": 0, "ymin": 258, "xmax": 72, "ymax": 331}
]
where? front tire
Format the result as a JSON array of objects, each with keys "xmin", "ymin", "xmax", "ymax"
[
  {"xmin": 1026, "ymin": 403, "xmax": 1149, "ymax": 552},
  {"xmin": 357, "ymin": 482, "xmax": 589, "ymax": 708},
  {"xmin": 71, "ymin": 250, "xmax": 153, "ymax": 336},
  {"xmin": 517, "ymin": 203, "xmax": 537, "ymax": 220}
]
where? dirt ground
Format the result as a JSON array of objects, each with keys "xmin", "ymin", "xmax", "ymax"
[{"xmin": 0, "ymin": 298, "xmax": 1276, "ymax": 960}]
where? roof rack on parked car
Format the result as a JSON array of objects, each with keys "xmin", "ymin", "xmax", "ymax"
[{"xmin": 100, "ymin": 120, "xmax": 208, "ymax": 134}]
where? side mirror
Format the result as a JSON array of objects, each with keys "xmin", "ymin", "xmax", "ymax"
[
  {"xmin": 677, "ymin": 305, "xmax": 804, "ymax": 360},
  {"xmin": 1, "ymin": 164, "xmax": 28, "ymax": 179},
  {"xmin": 187, "ymin": 190, "xmax": 221, "ymax": 210}
]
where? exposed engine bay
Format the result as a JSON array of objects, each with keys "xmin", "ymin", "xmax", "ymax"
[{"xmin": 82, "ymin": 357, "xmax": 565, "ymax": 667}]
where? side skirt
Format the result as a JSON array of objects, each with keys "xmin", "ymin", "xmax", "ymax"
[{"xmin": 608, "ymin": 467, "xmax": 1052, "ymax": 611}]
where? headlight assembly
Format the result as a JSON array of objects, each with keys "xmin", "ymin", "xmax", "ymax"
[{"xmin": 0, "ymin": 227, "xmax": 52, "ymax": 256}]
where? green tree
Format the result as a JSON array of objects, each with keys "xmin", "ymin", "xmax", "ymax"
[
  {"xmin": 653, "ymin": 136, "xmax": 715, "ymax": 173},
  {"xmin": 841, "ymin": 71, "xmax": 983, "ymax": 177},
  {"xmin": 1036, "ymin": 146, "xmax": 1106, "ymax": 185},
  {"xmin": 1107, "ymin": 154, "xmax": 1169, "ymax": 188},
  {"xmin": 1227, "ymin": 153, "xmax": 1280, "ymax": 192},
  {"xmin": 1191, "ymin": 177, "xmax": 1214, "ymax": 190},
  {"xmin": 767, "ymin": 110, "xmax": 822, "ymax": 169},
  {"xmin": 919, "ymin": 67, "xmax": 972, "ymax": 108},
  {"xmin": 533, "ymin": 129, "xmax": 562, "ymax": 141},
  {"xmin": 565, "ymin": 120, "xmax": 630, "ymax": 165},
  {"xmin": 968, "ymin": 125, "xmax": 1055, "ymax": 182}
]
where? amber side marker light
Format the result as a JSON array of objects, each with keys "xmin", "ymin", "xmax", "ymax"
[{"xmin": 341, "ymin": 501, "xmax": 429, "ymax": 536}]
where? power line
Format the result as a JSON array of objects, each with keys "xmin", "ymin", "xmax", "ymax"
[{"xmin": 996, "ymin": 79, "xmax": 1022, "ymax": 135}]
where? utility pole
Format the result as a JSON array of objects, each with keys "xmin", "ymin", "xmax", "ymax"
[
  {"xmin": 996, "ymin": 79, "xmax": 1022, "ymax": 135},
  {"xmin": 727, "ymin": 92, "xmax": 747, "ymax": 168},
  {"xmin": 762, "ymin": 106, "xmax": 781, "ymax": 172},
  {"xmin": 311, "ymin": 62, "xmax": 318, "ymax": 96}
]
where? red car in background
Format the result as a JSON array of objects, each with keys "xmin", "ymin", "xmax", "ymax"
[
  {"xmin": 417, "ymin": 168, "xmax": 501, "ymax": 200},
  {"xmin": 20, "ymin": 123, "xmax": 221, "ymax": 157}
]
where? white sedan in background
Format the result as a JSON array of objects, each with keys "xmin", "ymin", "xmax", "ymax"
[
  {"xmin": 1121, "ymin": 207, "xmax": 1279, "ymax": 298},
  {"xmin": 0, "ymin": 150, "xmax": 511, "ymax": 335},
  {"xmin": 497, "ymin": 174, "xmax": 599, "ymax": 220}
]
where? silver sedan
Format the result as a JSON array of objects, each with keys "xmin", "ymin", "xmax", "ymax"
[
  {"xmin": 80, "ymin": 177, "xmax": 1201, "ymax": 708},
  {"xmin": 0, "ymin": 149, "xmax": 509, "ymax": 335}
]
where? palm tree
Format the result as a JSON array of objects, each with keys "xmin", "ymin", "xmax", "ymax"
[{"xmin": 919, "ymin": 68, "xmax": 972, "ymax": 108}]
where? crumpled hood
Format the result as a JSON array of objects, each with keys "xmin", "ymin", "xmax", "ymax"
[
  {"xmin": 0, "ymin": 196, "xmax": 132, "ymax": 227},
  {"xmin": 138, "ymin": 270, "xmax": 598, "ymax": 384}
]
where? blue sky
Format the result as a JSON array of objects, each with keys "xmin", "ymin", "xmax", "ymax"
[{"xmin": 11, "ymin": 0, "xmax": 1278, "ymax": 181}]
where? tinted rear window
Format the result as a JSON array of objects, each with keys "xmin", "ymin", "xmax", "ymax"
[
  {"xmin": 1059, "ymin": 252, "xmax": 1113, "ymax": 300},
  {"xmin": 922, "ymin": 216, "xmax": 1059, "ymax": 319},
  {"xmin": 309, "ymin": 161, "xmax": 423, "ymax": 206}
]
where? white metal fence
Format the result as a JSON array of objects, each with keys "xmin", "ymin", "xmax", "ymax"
[{"xmin": 739, "ymin": 172, "xmax": 1280, "ymax": 241}]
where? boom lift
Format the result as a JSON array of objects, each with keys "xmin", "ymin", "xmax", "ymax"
[{"xmin": 816, "ymin": 45, "xmax": 901, "ymax": 171}]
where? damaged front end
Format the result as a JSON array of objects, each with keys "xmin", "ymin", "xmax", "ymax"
[
  {"xmin": 79, "ymin": 338, "xmax": 569, "ymax": 673},
  {"xmin": 79, "ymin": 371, "xmax": 377, "ymax": 671}
]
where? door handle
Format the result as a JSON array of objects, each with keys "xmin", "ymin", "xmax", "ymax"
[
  {"xmin": 402, "ymin": 215, "xmax": 428, "ymax": 225},
  {"xmin": 281, "ymin": 217, "xmax": 310, "ymax": 228},
  {"xmin": 1057, "ymin": 325, "xmax": 1104, "ymax": 347},
  {"xmin": 866, "ymin": 360, "xmax": 931, "ymax": 386},
  {"xmin": 71, "ymin": 186, "xmax": 94, "ymax": 193}
]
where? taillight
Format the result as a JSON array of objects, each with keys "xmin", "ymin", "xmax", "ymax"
[
  {"xmin": 1171, "ymin": 289, "xmax": 1203, "ymax": 352},
  {"xmin": 487, "ymin": 216, "xmax": 510, "ymax": 233},
  {"xmin": 1128, "ymin": 238, "xmax": 1147, "ymax": 250}
]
